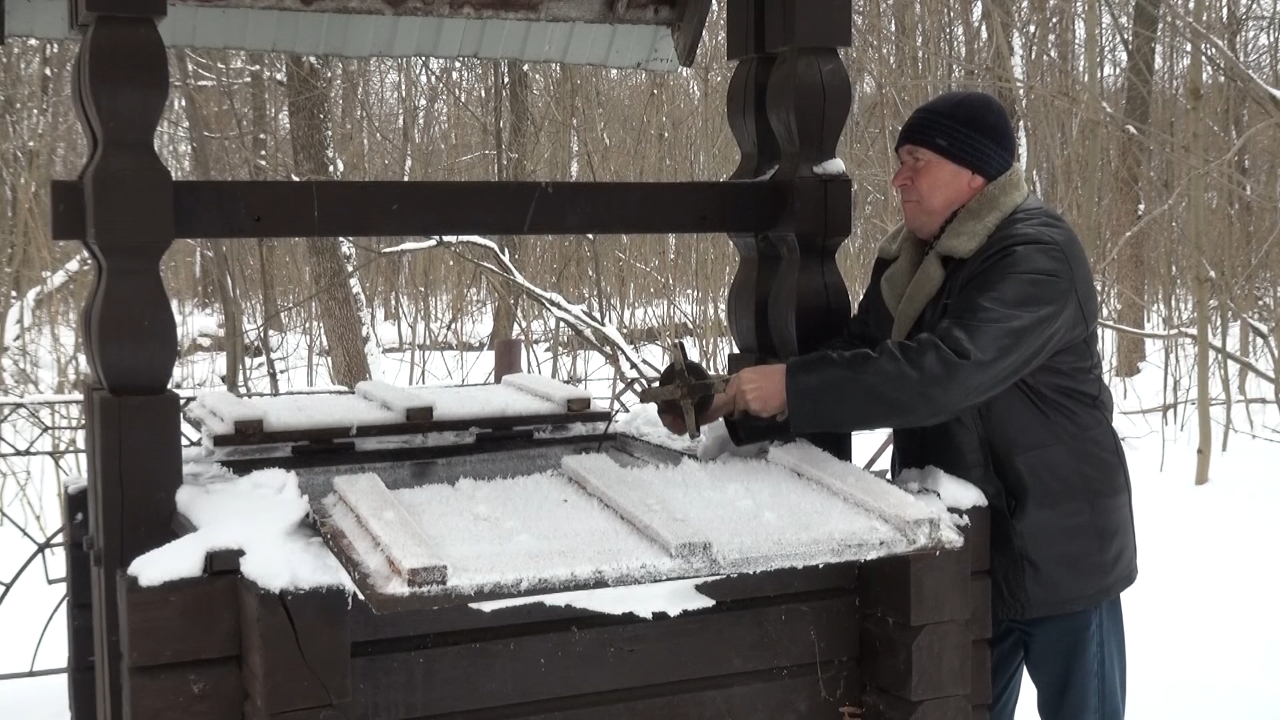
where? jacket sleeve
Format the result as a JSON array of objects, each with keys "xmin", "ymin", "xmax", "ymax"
[
  {"xmin": 722, "ymin": 261, "xmax": 890, "ymax": 445},
  {"xmin": 784, "ymin": 233, "xmax": 1082, "ymax": 434}
]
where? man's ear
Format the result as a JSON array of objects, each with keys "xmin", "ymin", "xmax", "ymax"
[{"xmin": 968, "ymin": 173, "xmax": 987, "ymax": 191}]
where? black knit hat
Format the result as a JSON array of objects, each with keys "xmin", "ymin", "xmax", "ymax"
[{"xmin": 894, "ymin": 91, "xmax": 1016, "ymax": 181}]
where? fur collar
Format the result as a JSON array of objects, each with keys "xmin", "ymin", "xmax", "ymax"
[{"xmin": 875, "ymin": 164, "xmax": 1030, "ymax": 341}]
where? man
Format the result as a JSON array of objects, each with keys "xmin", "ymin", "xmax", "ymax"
[{"xmin": 664, "ymin": 90, "xmax": 1136, "ymax": 719}]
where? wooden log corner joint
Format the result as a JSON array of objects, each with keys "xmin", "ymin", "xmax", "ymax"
[{"xmin": 28, "ymin": 0, "xmax": 994, "ymax": 718}]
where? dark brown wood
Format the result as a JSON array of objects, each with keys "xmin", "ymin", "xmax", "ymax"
[
  {"xmin": 74, "ymin": 0, "xmax": 166, "ymax": 26},
  {"xmin": 969, "ymin": 573, "xmax": 992, "ymax": 641},
  {"xmin": 961, "ymin": 507, "xmax": 991, "ymax": 572},
  {"xmin": 73, "ymin": 8, "xmax": 178, "ymax": 718},
  {"xmin": 725, "ymin": 0, "xmax": 780, "ymax": 365},
  {"xmin": 422, "ymin": 663, "xmax": 858, "ymax": 719},
  {"xmin": 347, "ymin": 561, "xmax": 859, "ymax": 642},
  {"xmin": 972, "ymin": 704, "xmax": 991, "ymax": 720},
  {"xmin": 862, "ymin": 616, "xmax": 970, "ymax": 701},
  {"xmin": 672, "ymin": 0, "xmax": 713, "ymax": 66},
  {"xmin": 862, "ymin": 687, "xmax": 970, "ymax": 720},
  {"xmin": 240, "ymin": 582, "xmax": 353, "ymax": 716},
  {"xmin": 858, "ymin": 549, "xmax": 970, "ymax": 627},
  {"xmin": 195, "ymin": 407, "xmax": 613, "ymax": 447},
  {"xmin": 124, "ymin": 658, "xmax": 244, "ymax": 720},
  {"xmin": 64, "ymin": 489, "xmax": 95, "ymax": 720},
  {"xmin": 969, "ymin": 640, "xmax": 991, "ymax": 706},
  {"xmin": 351, "ymin": 595, "xmax": 858, "ymax": 717},
  {"xmin": 51, "ymin": 179, "xmax": 786, "ymax": 241},
  {"xmin": 145, "ymin": 0, "xmax": 685, "ymax": 25},
  {"xmin": 265, "ymin": 708, "xmax": 349, "ymax": 720},
  {"xmin": 493, "ymin": 337, "xmax": 523, "ymax": 381},
  {"xmin": 762, "ymin": 0, "xmax": 853, "ymax": 51},
  {"xmin": 118, "ymin": 574, "xmax": 239, "ymax": 667}
]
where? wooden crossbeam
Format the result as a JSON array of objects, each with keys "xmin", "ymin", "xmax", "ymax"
[{"xmin": 50, "ymin": 180, "xmax": 784, "ymax": 241}]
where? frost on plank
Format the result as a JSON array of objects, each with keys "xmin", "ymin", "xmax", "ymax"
[{"xmin": 333, "ymin": 472, "xmax": 447, "ymax": 587}]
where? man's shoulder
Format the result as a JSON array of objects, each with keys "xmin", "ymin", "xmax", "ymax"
[{"xmin": 982, "ymin": 194, "xmax": 1084, "ymax": 257}]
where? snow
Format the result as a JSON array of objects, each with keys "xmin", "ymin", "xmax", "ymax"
[
  {"xmin": 469, "ymin": 576, "xmax": 722, "ymax": 619},
  {"xmin": 186, "ymin": 390, "xmax": 266, "ymax": 434},
  {"xmin": 403, "ymin": 383, "xmax": 563, "ymax": 421},
  {"xmin": 500, "ymin": 372, "xmax": 593, "ymax": 410},
  {"xmin": 768, "ymin": 441, "xmax": 956, "ymax": 548},
  {"xmin": 126, "ymin": 469, "xmax": 353, "ymax": 593},
  {"xmin": 354, "ymin": 380, "xmax": 435, "ymax": 421},
  {"xmin": 385, "ymin": 471, "xmax": 678, "ymax": 590},
  {"xmin": 813, "ymin": 158, "xmax": 847, "ymax": 176},
  {"xmin": 894, "ymin": 465, "xmax": 987, "ymax": 510},
  {"xmin": 615, "ymin": 403, "xmax": 701, "ymax": 454},
  {"xmin": 560, "ymin": 451, "xmax": 923, "ymax": 573}
]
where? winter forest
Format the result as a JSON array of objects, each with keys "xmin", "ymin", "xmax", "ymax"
[{"xmin": 3, "ymin": 0, "xmax": 1280, "ymax": 717}]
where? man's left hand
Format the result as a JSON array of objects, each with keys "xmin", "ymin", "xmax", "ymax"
[{"xmin": 727, "ymin": 364, "xmax": 788, "ymax": 418}]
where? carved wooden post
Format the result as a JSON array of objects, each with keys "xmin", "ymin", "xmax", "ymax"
[
  {"xmin": 68, "ymin": 0, "xmax": 180, "ymax": 716},
  {"xmin": 725, "ymin": 0, "xmax": 781, "ymax": 371},
  {"xmin": 726, "ymin": 0, "xmax": 854, "ymax": 459}
]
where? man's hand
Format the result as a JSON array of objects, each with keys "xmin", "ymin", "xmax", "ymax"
[{"xmin": 727, "ymin": 363, "xmax": 787, "ymax": 418}]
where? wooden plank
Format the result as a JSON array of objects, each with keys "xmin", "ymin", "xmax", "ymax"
[
  {"xmin": 857, "ymin": 549, "xmax": 970, "ymax": 627},
  {"xmin": 206, "ymin": 408, "xmax": 613, "ymax": 447},
  {"xmin": 560, "ymin": 453, "xmax": 712, "ymax": 561},
  {"xmin": 768, "ymin": 442, "xmax": 943, "ymax": 544},
  {"xmin": 347, "ymin": 561, "xmax": 858, "ymax": 642},
  {"xmin": 961, "ymin": 507, "xmax": 990, "ymax": 573},
  {"xmin": 118, "ymin": 574, "xmax": 239, "ymax": 667},
  {"xmin": 51, "ymin": 179, "xmax": 785, "ymax": 241},
  {"xmin": 762, "ymin": 0, "xmax": 852, "ymax": 52},
  {"xmin": 433, "ymin": 662, "xmax": 858, "ymax": 719},
  {"xmin": 239, "ymin": 581, "xmax": 352, "ymax": 716},
  {"xmin": 124, "ymin": 658, "xmax": 243, "ymax": 720},
  {"xmin": 354, "ymin": 380, "xmax": 435, "ymax": 422},
  {"xmin": 861, "ymin": 687, "xmax": 970, "ymax": 720},
  {"xmin": 970, "ymin": 640, "xmax": 991, "ymax": 706},
  {"xmin": 861, "ymin": 616, "xmax": 970, "ymax": 702},
  {"xmin": 501, "ymin": 373, "xmax": 593, "ymax": 412},
  {"xmin": 672, "ymin": 0, "xmax": 713, "ymax": 66},
  {"xmin": 352, "ymin": 595, "xmax": 859, "ymax": 717},
  {"xmin": 332, "ymin": 473, "xmax": 447, "ymax": 587},
  {"xmin": 969, "ymin": 573, "xmax": 992, "ymax": 640},
  {"xmin": 264, "ymin": 708, "xmax": 349, "ymax": 720},
  {"xmin": 64, "ymin": 489, "xmax": 95, "ymax": 720}
]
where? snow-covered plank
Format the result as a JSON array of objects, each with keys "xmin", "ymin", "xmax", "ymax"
[
  {"xmin": 561, "ymin": 454, "xmax": 712, "ymax": 562},
  {"xmin": 387, "ymin": 472, "xmax": 677, "ymax": 591},
  {"xmin": 355, "ymin": 380, "xmax": 435, "ymax": 422},
  {"xmin": 404, "ymin": 384, "xmax": 563, "ymax": 421},
  {"xmin": 501, "ymin": 373, "xmax": 594, "ymax": 412},
  {"xmin": 187, "ymin": 391, "xmax": 266, "ymax": 435},
  {"xmin": 768, "ymin": 441, "xmax": 943, "ymax": 546},
  {"xmin": 333, "ymin": 473, "xmax": 447, "ymax": 587}
]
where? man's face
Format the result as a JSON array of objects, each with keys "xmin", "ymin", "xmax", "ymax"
[{"xmin": 892, "ymin": 145, "xmax": 987, "ymax": 239}]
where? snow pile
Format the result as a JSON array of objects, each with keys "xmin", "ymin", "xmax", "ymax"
[
  {"xmin": 470, "ymin": 576, "xmax": 722, "ymax": 619},
  {"xmin": 500, "ymin": 372, "xmax": 594, "ymax": 410},
  {"xmin": 895, "ymin": 466, "xmax": 987, "ymax": 510},
  {"xmin": 127, "ymin": 469, "xmax": 353, "ymax": 592},
  {"xmin": 813, "ymin": 158, "xmax": 847, "ymax": 176},
  {"xmin": 615, "ymin": 403, "xmax": 701, "ymax": 454}
]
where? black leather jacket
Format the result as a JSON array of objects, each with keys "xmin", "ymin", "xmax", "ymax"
[{"xmin": 731, "ymin": 195, "xmax": 1138, "ymax": 620}]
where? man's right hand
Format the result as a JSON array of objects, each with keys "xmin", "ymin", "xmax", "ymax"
[{"xmin": 658, "ymin": 391, "xmax": 734, "ymax": 436}]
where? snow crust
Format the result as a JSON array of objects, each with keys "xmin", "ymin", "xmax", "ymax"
[
  {"xmin": 127, "ymin": 469, "xmax": 353, "ymax": 592},
  {"xmin": 500, "ymin": 372, "xmax": 593, "ymax": 409},
  {"xmin": 355, "ymin": 380, "xmax": 434, "ymax": 420},
  {"xmin": 895, "ymin": 465, "xmax": 988, "ymax": 510},
  {"xmin": 813, "ymin": 158, "xmax": 847, "ymax": 176}
]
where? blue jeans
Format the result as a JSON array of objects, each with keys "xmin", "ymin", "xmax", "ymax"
[{"xmin": 991, "ymin": 595, "xmax": 1127, "ymax": 720}]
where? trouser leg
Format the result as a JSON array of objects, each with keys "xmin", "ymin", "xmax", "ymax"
[
  {"xmin": 990, "ymin": 617, "xmax": 1027, "ymax": 720},
  {"xmin": 1024, "ymin": 595, "xmax": 1127, "ymax": 720}
]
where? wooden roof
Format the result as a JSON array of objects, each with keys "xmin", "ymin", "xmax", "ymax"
[{"xmin": 2, "ymin": 0, "xmax": 711, "ymax": 69}]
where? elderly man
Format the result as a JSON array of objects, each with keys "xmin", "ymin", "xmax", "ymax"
[{"xmin": 666, "ymin": 90, "xmax": 1136, "ymax": 719}]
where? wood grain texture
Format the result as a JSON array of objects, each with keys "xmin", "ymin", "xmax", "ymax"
[
  {"xmin": 51, "ymin": 179, "xmax": 786, "ymax": 240},
  {"xmin": 857, "ymin": 550, "xmax": 971, "ymax": 627},
  {"xmin": 861, "ymin": 616, "xmax": 971, "ymax": 702},
  {"xmin": 124, "ymin": 658, "xmax": 243, "ymax": 720},
  {"xmin": 352, "ymin": 595, "xmax": 859, "ymax": 717},
  {"xmin": 118, "ymin": 574, "xmax": 239, "ymax": 668}
]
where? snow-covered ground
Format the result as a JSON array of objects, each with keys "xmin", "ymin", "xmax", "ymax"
[{"xmin": 1, "ymin": 323, "xmax": 1278, "ymax": 718}]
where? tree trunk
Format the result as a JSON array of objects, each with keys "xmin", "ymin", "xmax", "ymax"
[
  {"xmin": 249, "ymin": 53, "xmax": 284, "ymax": 335},
  {"xmin": 1115, "ymin": 0, "xmax": 1163, "ymax": 377},
  {"xmin": 1188, "ymin": 0, "xmax": 1210, "ymax": 485},
  {"xmin": 285, "ymin": 55, "xmax": 371, "ymax": 389},
  {"xmin": 179, "ymin": 54, "xmax": 243, "ymax": 393},
  {"xmin": 982, "ymin": 0, "xmax": 1021, "ymax": 140},
  {"xmin": 490, "ymin": 60, "xmax": 533, "ymax": 349}
]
